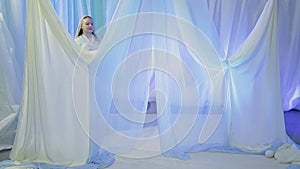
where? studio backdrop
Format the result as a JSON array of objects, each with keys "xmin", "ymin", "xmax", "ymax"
[{"xmin": 0, "ymin": 0, "xmax": 299, "ymax": 168}]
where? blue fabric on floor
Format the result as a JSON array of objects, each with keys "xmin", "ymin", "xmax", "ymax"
[
  {"xmin": 284, "ymin": 110, "xmax": 300, "ymax": 145},
  {"xmin": 188, "ymin": 142, "xmax": 284, "ymax": 156},
  {"xmin": 0, "ymin": 159, "xmax": 114, "ymax": 169},
  {"xmin": 0, "ymin": 150, "xmax": 114, "ymax": 169},
  {"xmin": 287, "ymin": 164, "xmax": 300, "ymax": 169},
  {"xmin": 86, "ymin": 149, "xmax": 115, "ymax": 168}
]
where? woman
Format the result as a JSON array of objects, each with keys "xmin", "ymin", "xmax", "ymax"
[
  {"xmin": 74, "ymin": 15, "xmax": 115, "ymax": 168},
  {"xmin": 75, "ymin": 16, "xmax": 100, "ymax": 51}
]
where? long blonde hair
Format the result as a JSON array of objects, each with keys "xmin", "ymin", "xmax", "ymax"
[{"xmin": 75, "ymin": 15, "xmax": 97, "ymax": 39}]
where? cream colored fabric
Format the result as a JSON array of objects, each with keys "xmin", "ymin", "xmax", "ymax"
[
  {"xmin": 9, "ymin": 0, "xmax": 91, "ymax": 166},
  {"xmin": 8, "ymin": 0, "xmax": 288, "ymax": 166}
]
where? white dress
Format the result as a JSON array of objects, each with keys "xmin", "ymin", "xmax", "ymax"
[
  {"xmin": 74, "ymin": 33, "xmax": 114, "ymax": 167},
  {"xmin": 75, "ymin": 34, "xmax": 100, "ymax": 51}
]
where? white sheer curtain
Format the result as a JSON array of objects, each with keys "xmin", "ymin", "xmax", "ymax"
[
  {"xmin": 9, "ymin": 0, "xmax": 90, "ymax": 166},
  {"xmin": 46, "ymin": 0, "xmax": 300, "ymax": 112},
  {"xmin": 0, "ymin": 0, "xmax": 299, "ymax": 168},
  {"xmin": 0, "ymin": 0, "xmax": 24, "ymax": 151},
  {"xmin": 203, "ymin": 0, "xmax": 287, "ymax": 150},
  {"xmin": 0, "ymin": 13, "xmax": 19, "ymax": 151},
  {"xmin": 278, "ymin": 0, "xmax": 300, "ymax": 111},
  {"xmin": 7, "ymin": 0, "xmax": 114, "ymax": 168}
]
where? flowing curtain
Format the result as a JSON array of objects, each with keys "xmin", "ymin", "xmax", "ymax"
[
  {"xmin": 0, "ymin": 0, "xmax": 24, "ymax": 151},
  {"xmin": 46, "ymin": 0, "xmax": 300, "ymax": 113},
  {"xmin": 10, "ymin": 0, "xmax": 89, "ymax": 165},
  {"xmin": 6, "ymin": 0, "xmax": 113, "ymax": 168},
  {"xmin": 278, "ymin": 0, "xmax": 300, "ymax": 111},
  {"xmin": 0, "ymin": 0, "xmax": 299, "ymax": 168},
  {"xmin": 204, "ymin": 0, "xmax": 287, "ymax": 151}
]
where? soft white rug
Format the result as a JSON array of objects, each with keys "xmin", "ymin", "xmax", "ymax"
[{"xmin": 108, "ymin": 152, "xmax": 288, "ymax": 169}]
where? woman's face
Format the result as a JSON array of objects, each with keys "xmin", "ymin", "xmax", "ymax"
[{"xmin": 81, "ymin": 17, "xmax": 94, "ymax": 34}]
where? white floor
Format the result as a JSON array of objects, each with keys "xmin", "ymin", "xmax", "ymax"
[
  {"xmin": 104, "ymin": 117, "xmax": 291, "ymax": 169},
  {"xmin": 108, "ymin": 152, "xmax": 288, "ymax": 169}
]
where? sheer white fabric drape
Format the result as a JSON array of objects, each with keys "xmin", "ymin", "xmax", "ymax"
[
  {"xmin": 207, "ymin": 0, "xmax": 286, "ymax": 151},
  {"xmin": 278, "ymin": 0, "xmax": 300, "ymax": 111},
  {"xmin": 0, "ymin": 0, "xmax": 24, "ymax": 151},
  {"xmin": 9, "ymin": 0, "xmax": 90, "ymax": 166}
]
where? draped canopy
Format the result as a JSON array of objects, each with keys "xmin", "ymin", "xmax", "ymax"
[{"xmin": 0, "ymin": 0, "xmax": 299, "ymax": 168}]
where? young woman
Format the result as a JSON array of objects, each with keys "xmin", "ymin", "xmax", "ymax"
[{"xmin": 75, "ymin": 16, "xmax": 100, "ymax": 51}]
